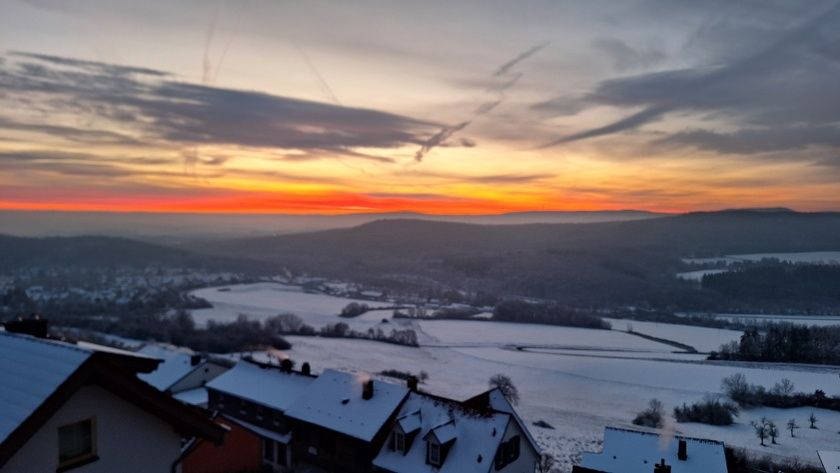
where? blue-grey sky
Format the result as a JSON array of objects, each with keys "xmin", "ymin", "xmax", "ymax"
[{"xmin": 1, "ymin": 0, "xmax": 839, "ymax": 213}]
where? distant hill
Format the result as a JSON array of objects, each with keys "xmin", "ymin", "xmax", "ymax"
[
  {"xmin": 199, "ymin": 210, "xmax": 840, "ymax": 308},
  {"xmin": 0, "ymin": 209, "xmax": 663, "ymax": 240},
  {"xmin": 0, "ymin": 234, "xmax": 226, "ymax": 271}
]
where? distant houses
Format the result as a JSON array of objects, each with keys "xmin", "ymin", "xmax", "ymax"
[
  {"xmin": 572, "ymin": 426, "xmax": 728, "ymax": 473},
  {"xmin": 136, "ymin": 344, "xmax": 230, "ymax": 408},
  {"xmin": 0, "ymin": 323, "xmax": 223, "ymax": 473}
]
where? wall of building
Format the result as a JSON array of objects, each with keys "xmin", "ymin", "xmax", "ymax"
[
  {"xmin": 2, "ymin": 385, "xmax": 183, "ymax": 473},
  {"xmin": 182, "ymin": 416, "xmax": 262, "ymax": 473},
  {"xmin": 500, "ymin": 421, "xmax": 539, "ymax": 473}
]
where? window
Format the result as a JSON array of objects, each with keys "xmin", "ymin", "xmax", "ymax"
[
  {"xmin": 495, "ymin": 435, "xmax": 521, "ymax": 470},
  {"xmin": 58, "ymin": 418, "xmax": 96, "ymax": 469},
  {"xmin": 262, "ymin": 439, "xmax": 287, "ymax": 468},
  {"xmin": 508, "ymin": 435, "xmax": 520, "ymax": 462},
  {"xmin": 427, "ymin": 440, "xmax": 441, "ymax": 466},
  {"xmin": 263, "ymin": 438, "xmax": 274, "ymax": 462},
  {"xmin": 393, "ymin": 431, "xmax": 406, "ymax": 453}
]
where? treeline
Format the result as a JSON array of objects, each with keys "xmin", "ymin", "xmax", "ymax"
[
  {"xmin": 712, "ymin": 324, "xmax": 840, "ymax": 365},
  {"xmin": 269, "ymin": 313, "xmax": 420, "ymax": 347},
  {"xmin": 721, "ymin": 373, "xmax": 840, "ymax": 412},
  {"xmin": 493, "ymin": 300, "xmax": 611, "ymax": 329},
  {"xmin": 703, "ymin": 263, "xmax": 840, "ymax": 313},
  {"xmin": 48, "ymin": 311, "xmax": 291, "ymax": 353}
]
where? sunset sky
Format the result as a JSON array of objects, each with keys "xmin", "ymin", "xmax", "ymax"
[{"xmin": 1, "ymin": 0, "xmax": 839, "ymax": 214}]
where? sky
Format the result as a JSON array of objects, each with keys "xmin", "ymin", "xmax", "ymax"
[{"xmin": 0, "ymin": 0, "xmax": 839, "ymax": 214}]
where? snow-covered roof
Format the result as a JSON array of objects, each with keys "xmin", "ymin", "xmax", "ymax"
[
  {"xmin": 285, "ymin": 369, "xmax": 408, "ymax": 441},
  {"xmin": 819, "ymin": 451, "xmax": 840, "ymax": 472},
  {"xmin": 0, "ymin": 332, "xmax": 93, "ymax": 444},
  {"xmin": 373, "ymin": 392, "xmax": 510, "ymax": 473},
  {"xmin": 206, "ymin": 361, "xmax": 314, "ymax": 412},
  {"xmin": 137, "ymin": 344, "xmax": 198, "ymax": 391},
  {"xmin": 579, "ymin": 427, "xmax": 728, "ymax": 473},
  {"xmin": 397, "ymin": 410, "xmax": 422, "ymax": 434},
  {"xmin": 173, "ymin": 387, "xmax": 208, "ymax": 406}
]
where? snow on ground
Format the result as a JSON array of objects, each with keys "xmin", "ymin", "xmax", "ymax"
[
  {"xmin": 190, "ymin": 282, "xmax": 389, "ymax": 330},
  {"xmin": 417, "ymin": 320, "xmax": 673, "ymax": 352},
  {"xmin": 255, "ymin": 334, "xmax": 840, "ymax": 470},
  {"xmin": 603, "ymin": 319, "xmax": 743, "ymax": 353},
  {"xmin": 195, "ymin": 283, "xmax": 840, "ymax": 469}
]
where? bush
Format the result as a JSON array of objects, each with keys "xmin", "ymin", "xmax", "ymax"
[
  {"xmin": 633, "ymin": 398, "xmax": 664, "ymax": 428},
  {"xmin": 339, "ymin": 302, "xmax": 370, "ymax": 318},
  {"xmin": 674, "ymin": 395, "xmax": 739, "ymax": 425}
]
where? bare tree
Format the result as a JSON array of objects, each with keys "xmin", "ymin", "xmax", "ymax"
[
  {"xmin": 765, "ymin": 419, "xmax": 779, "ymax": 444},
  {"xmin": 809, "ymin": 412, "xmax": 818, "ymax": 429},
  {"xmin": 751, "ymin": 418, "xmax": 768, "ymax": 446},
  {"xmin": 489, "ymin": 374, "xmax": 520, "ymax": 405},
  {"xmin": 539, "ymin": 453, "xmax": 555, "ymax": 473},
  {"xmin": 786, "ymin": 418, "xmax": 800, "ymax": 437},
  {"xmin": 772, "ymin": 378, "xmax": 795, "ymax": 396},
  {"xmin": 633, "ymin": 398, "xmax": 665, "ymax": 428}
]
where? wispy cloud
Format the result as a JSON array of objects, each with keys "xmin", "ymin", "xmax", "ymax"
[
  {"xmin": 414, "ymin": 42, "xmax": 548, "ymax": 161},
  {"xmin": 536, "ymin": 3, "xmax": 840, "ymax": 151},
  {"xmin": 0, "ymin": 52, "xmax": 441, "ymax": 159}
]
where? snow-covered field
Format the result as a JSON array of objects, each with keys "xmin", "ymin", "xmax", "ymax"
[
  {"xmin": 603, "ymin": 319, "xmax": 743, "ymax": 352},
  {"xmin": 197, "ymin": 283, "xmax": 840, "ymax": 470},
  {"xmin": 190, "ymin": 282, "xmax": 392, "ymax": 330}
]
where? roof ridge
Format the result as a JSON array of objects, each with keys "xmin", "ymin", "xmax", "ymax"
[{"xmin": 0, "ymin": 331, "xmax": 93, "ymax": 356}]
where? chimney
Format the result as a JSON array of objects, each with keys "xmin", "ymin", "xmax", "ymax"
[
  {"xmin": 362, "ymin": 379, "xmax": 374, "ymax": 400},
  {"xmin": 677, "ymin": 439, "xmax": 687, "ymax": 461},
  {"xmin": 301, "ymin": 362, "xmax": 311, "ymax": 376},
  {"xmin": 407, "ymin": 375, "xmax": 418, "ymax": 391},
  {"xmin": 4, "ymin": 316, "xmax": 48, "ymax": 338},
  {"xmin": 190, "ymin": 354, "xmax": 201, "ymax": 366},
  {"xmin": 653, "ymin": 459, "xmax": 671, "ymax": 473}
]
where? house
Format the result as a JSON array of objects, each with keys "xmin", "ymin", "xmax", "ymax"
[
  {"xmin": 202, "ymin": 359, "xmax": 316, "ymax": 472},
  {"xmin": 818, "ymin": 451, "xmax": 840, "ymax": 472},
  {"xmin": 573, "ymin": 427, "xmax": 728, "ymax": 473},
  {"xmin": 373, "ymin": 389, "xmax": 540, "ymax": 473},
  {"xmin": 285, "ymin": 369, "xmax": 410, "ymax": 473},
  {"xmin": 137, "ymin": 344, "xmax": 231, "ymax": 408},
  {"xmin": 0, "ymin": 327, "xmax": 224, "ymax": 473}
]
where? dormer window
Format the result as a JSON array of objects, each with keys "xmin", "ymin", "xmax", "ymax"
[{"xmin": 427, "ymin": 439, "xmax": 441, "ymax": 466}]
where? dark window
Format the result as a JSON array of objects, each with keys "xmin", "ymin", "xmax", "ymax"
[
  {"xmin": 58, "ymin": 418, "xmax": 96, "ymax": 468},
  {"xmin": 508, "ymin": 435, "xmax": 520, "ymax": 462},
  {"xmin": 427, "ymin": 440, "xmax": 441, "ymax": 466},
  {"xmin": 276, "ymin": 442, "xmax": 288, "ymax": 466},
  {"xmin": 263, "ymin": 438, "xmax": 274, "ymax": 461},
  {"xmin": 393, "ymin": 431, "xmax": 406, "ymax": 453},
  {"xmin": 495, "ymin": 435, "xmax": 521, "ymax": 470}
]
